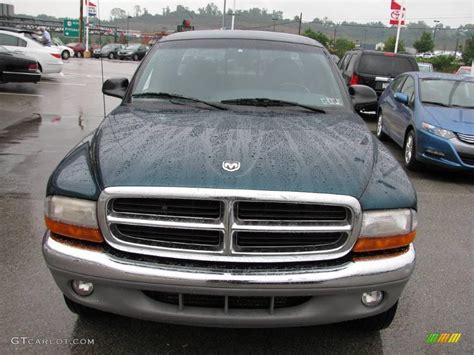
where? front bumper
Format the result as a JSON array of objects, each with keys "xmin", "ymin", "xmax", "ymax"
[
  {"xmin": 43, "ymin": 233, "xmax": 415, "ymax": 327},
  {"xmin": 417, "ymin": 130, "xmax": 474, "ymax": 170}
]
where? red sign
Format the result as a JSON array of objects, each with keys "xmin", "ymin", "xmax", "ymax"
[{"xmin": 390, "ymin": 0, "xmax": 406, "ymax": 25}]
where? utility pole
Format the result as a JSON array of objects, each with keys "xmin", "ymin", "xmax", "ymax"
[
  {"xmin": 222, "ymin": 0, "xmax": 226, "ymax": 29},
  {"xmin": 298, "ymin": 12, "xmax": 302, "ymax": 35},
  {"xmin": 432, "ymin": 20, "xmax": 440, "ymax": 51},
  {"xmin": 231, "ymin": 0, "xmax": 236, "ymax": 30},
  {"xmin": 79, "ymin": 0, "xmax": 83, "ymax": 43}
]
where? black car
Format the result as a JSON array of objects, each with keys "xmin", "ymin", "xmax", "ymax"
[
  {"xmin": 339, "ymin": 49, "xmax": 419, "ymax": 98},
  {"xmin": 93, "ymin": 43, "xmax": 124, "ymax": 59},
  {"xmin": 117, "ymin": 44, "xmax": 148, "ymax": 61},
  {"xmin": 0, "ymin": 45, "xmax": 41, "ymax": 83}
]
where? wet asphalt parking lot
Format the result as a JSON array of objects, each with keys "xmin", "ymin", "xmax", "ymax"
[{"xmin": 0, "ymin": 58, "xmax": 472, "ymax": 354}]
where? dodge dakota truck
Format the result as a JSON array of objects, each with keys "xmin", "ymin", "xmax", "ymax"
[{"xmin": 43, "ymin": 30, "xmax": 417, "ymax": 331}]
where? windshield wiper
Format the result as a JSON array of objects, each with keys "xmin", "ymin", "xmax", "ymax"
[
  {"xmin": 221, "ymin": 98, "xmax": 326, "ymax": 114},
  {"xmin": 132, "ymin": 92, "xmax": 228, "ymax": 110},
  {"xmin": 422, "ymin": 101, "xmax": 451, "ymax": 107}
]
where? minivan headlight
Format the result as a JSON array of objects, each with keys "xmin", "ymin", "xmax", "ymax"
[
  {"xmin": 421, "ymin": 122, "xmax": 455, "ymax": 139},
  {"xmin": 44, "ymin": 196, "xmax": 103, "ymax": 243},
  {"xmin": 353, "ymin": 209, "xmax": 417, "ymax": 252}
]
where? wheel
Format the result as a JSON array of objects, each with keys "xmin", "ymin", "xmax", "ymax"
[
  {"xmin": 61, "ymin": 50, "xmax": 70, "ymax": 60},
  {"xmin": 133, "ymin": 54, "xmax": 139, "ymax": 61},
  {"xmin": 404, "ymin": 130, "xmax": 420, "ymax": 170},
  {"xmin": 108, "ymin": 52, "xmax": 115, "ymax": 60},
  {"xmin": 345, "ymin": 301, "xmax": 398, "ymax": 331},
  {"xmin": 76, "ymin": 51, "xmax": 83, "ymax": 58},
  {"xmin": 64, "ymin": 296, "xmax": 99, "ymax": 317},
  {"xmin": 376, "ymin": 111, "xmax": 388, "ymax": 141}
]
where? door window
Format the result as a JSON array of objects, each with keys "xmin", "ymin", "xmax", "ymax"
[
  {"xmin": 400, "ymin": 76, "xmax": 415, "ymax": 102},
  {"xmin": 0, "ymin": 33, "xmax": 21, "ymax": 46},
  {"xmin": 391, "ymin": 76, "xmax": 406, "ymax": 92}
]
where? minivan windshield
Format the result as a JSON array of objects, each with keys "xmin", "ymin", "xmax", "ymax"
[
  {"xmin": 420, "ymin": 79, "xmax": 474, "ymax": 108},
  {"xmin": 132, "ymin": 39, "xmax": 348, "ymax": 109},
  {"xmin": 358, "ymin": 53, "xmax": 417, "ymax": 77}
]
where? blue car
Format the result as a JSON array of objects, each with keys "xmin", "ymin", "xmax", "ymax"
[{"xmin": 377, "ymin": 72, "xmax": 474, "ymax": 170}]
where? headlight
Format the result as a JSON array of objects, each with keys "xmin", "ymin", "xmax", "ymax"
[
  {"xmin": 44, "ymin": 196, "xmax": 103, "ymax": 243},
  {"xmin": 353, "ymin": 209, "xmax": 417, "ymax": 252},
  {"xmin": 421, "ymin": 122, "xmax": 455, "ymax": 139}
]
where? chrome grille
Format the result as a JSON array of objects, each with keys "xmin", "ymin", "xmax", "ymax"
[
  {"xmin": 98, "ymin": 187, "xmax": 362, "ymax": 263},
  {"xmin": 457, "ymin": 133, "xmax": 474, "ymax": 145}
]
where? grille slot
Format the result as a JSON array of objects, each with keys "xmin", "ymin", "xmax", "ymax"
[
  {"xmin": 457, "ymin": 133, "xmax": 474, "ymax": 145},
  {"xmin": 143, "ymin": 291, "xmax": 311, "ymax": 310},
  {"xmin": 237, "ymin": 201, "xmax": 349, "ymax": 221},
  {"xmin": 112, "ymin": 198, "xmax": 222, "ymax": 219},
  {"xmin": 459, "ymin": 152, "xmax": 474, "ymax": 166},
  {"xmin": 113, "ymin": 224, "xmax": 222, "ymax": 250},
  {"xmin": 235, "ymin": 232, "xmax": 346, "ymax": 252}
]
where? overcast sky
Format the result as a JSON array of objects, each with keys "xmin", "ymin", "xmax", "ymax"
[{"xmin": 5, "ymin": 0, "xmax": 473, "ymax": 27}]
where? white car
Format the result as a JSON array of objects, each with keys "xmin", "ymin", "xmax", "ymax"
[
  {"xmin": 52, "ymin": 38, "xmax": 75, "ymax": 60},
  {"xmin": 0, "ymin": 30, "xmax": 63, "ymax": 74}
]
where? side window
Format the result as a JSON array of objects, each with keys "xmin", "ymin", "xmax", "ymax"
[
  {"xmin": 18, "ymin": 38, "xmax": 27, "ymax": 47},
  {"xmin": 391, "ymin": 76, "xmax": 406, "ymax": 92},
  {"xmin": 346, "ymin": 54, "xmax": 357, "ymax": 73},
  {"xmin": 338, "ymin": 55, "xmax": 346, "ymax": 69},
  {"xmin": 0, "ymin": 33, "xmax": 20, "ymax": 46},
  {"xmin": 400, "ymin": 76, "xmax": 415, "ymax": 102}
]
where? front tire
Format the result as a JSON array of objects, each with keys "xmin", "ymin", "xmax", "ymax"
[
  {"xmin": 133, "ymin": 54, "xmax": 139, "ymax": 61},
  {"xmin": 376, "ymin": 111, "xmax": 388, "ymax": 141},
  {"xmin": 76, "ymin": 51, "xmax": 83, "ymax": 58},
  {"xmin": 108, "ymin": 52, "xmax": 115, "ymax": 60},
  {"xmin": 404, "ymin": 130, "xmax": 420, "ymax": 170},
  {"xmin": 61, "ymin": 50, "xmax": 70, "ymax": 60},
  {"xmin": 345, "ymin": 301, "xmax": 398, "ymax": 331}
]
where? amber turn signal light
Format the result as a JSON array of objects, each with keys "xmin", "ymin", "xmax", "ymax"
[
  {"xmin": 45, "ymin": 217, "xmax": 104, "ymax": 243},
  {"xmin": 353, "ymin": 231, "xmax": 416, "ymax": 253}
]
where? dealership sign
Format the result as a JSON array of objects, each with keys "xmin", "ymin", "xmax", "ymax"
[{"xmin": 389, "ymin": 0, "xmax": 406, "ymax": 26}]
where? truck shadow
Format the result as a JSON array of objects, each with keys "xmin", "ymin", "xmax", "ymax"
[{"xmin": 70, "ymin": 314, "xmax": 383, "ymax": 354}]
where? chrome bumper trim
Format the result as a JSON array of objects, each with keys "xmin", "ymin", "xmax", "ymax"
[{"xmin": 43, "ymin": 233, "xmax": 415, "ymax": 291}]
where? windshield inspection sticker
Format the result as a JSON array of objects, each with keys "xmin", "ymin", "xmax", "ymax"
[{"xmin": 321, "ymin": 97, "xmax": 343, "ymax": 106}]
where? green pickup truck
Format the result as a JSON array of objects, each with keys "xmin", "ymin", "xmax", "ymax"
[{"xmin": 43, "ymin": 30, "xmax": 417, "ymax": 331}]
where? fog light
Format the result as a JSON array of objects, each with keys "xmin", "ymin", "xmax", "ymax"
[
  {"xmin": 425, "ymin": 149, "xmax": 445, "ymax": 158},
  {"xmin": 361, "ymin": 291, "xmax": 383, "ymax": 307},
  {"xmin": 72, "ymin": 280, "xmax": 94, "ymax": 296}
]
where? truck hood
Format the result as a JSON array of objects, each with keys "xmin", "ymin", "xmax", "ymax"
[{"xmin": 94, "ymin": 106, "xmax": 376, "ymax": 198}]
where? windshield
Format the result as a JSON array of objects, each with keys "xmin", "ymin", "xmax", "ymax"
[
  {"xmin": 132, "ymin": 39, "xmax": 348, "ymax": 109},
  {"xmin": 418, "ymin": 64, "xmax": 432, "ymax": 72},
  {"xmin": 358, "ymin": 54, "xmax": 417, "ymax": 77},
  {"xmin": 53, "ymin": 38, "xmax": 65, "ymax": 46},
  {"xmin": 126, "ymin": 45, "xmax": 140, "ymax": 50},
  {"xmin": 457, "ymin": 67, "xmax": 472, "ymax": 75},
  {"xmin": 420, "ymin": 79, "xmax": 474, "ymax": 108}
]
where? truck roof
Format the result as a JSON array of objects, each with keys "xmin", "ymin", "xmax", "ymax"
[{"xmin": 161, "ymin": 30, "xmax": 323, "ymax": 47}]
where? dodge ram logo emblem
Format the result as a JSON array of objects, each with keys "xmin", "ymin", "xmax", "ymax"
[{"xmin": 222, "ymin": 160, "xmax": 241, "ymax": 172}]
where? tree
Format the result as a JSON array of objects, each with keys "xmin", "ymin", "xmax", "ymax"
[
  {"xmin": 384, "ymin": 36, "xmax": 405, "ymax": 52},
  {"xmin": 333, "ymin": 38, "xmax": 355, "ymax": 58},
  {"xmin": 462, "ymin": 36, "xmax": 474, "ymax": 65},
  {"xmin": 110, "ymin": 8, "xmax": 126, "ymax": 19},
  {"xmin": 134, "ymin": 5, "xmax": 142, "ymax": 17},
  {"xmin": 413, "ymin": 32, "xmax": 434, "ymax": 53},
  {"xmin": 303, "ymin": 28, "xmax": 330, "ymax": 47}
]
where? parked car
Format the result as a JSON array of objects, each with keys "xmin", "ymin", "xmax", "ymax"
[
  {"xmin": 377, "ymin": 72, "xmax": 474, "ymax": 170},
  {"xmin": 0, "ymin": 45, "xmax": 41, "ymax": 83},
  {"xmin": 456, "ymin": 66, "xmax": 473, "ymax": 76},
  {"xmin": 0, "ymin": 30, "xmax": 63, "ymax": 74},
  {"xmin": 417, "ymin": 62, "xmax": 434, "ymax": 73},
  {"xmin": 66, "ymin": 42, "xmax": 86, "ymax": 58},
  {"xmin": 0, "ymin": 27, "xmax": 74, "ymax": 61},
  {"xmin": 93, "ymin": 43, "xmax": 124, "ymax": 59},
  {"xmin": 52, "ymin": 38, "xmax": 74, "ymax": 60},
  {"xmin": 43, "ymin": 30, "xmax": 417, "ymax": 331},
  {"xmin": 339, "ymin": 50, "xmax": 419, "ymax": 101},
  {"xmin": 117, "ymin": 44, "xmax": 148, "ymax": 61}
]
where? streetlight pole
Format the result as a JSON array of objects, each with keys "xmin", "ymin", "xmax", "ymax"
[
  {"xmin": 222, "ymin": 0, "xmax": 226, "ymax": 29},
  {"xmin": 231, "ymin": 0, "xmax": 236, "ymax": 30},
  {"xmin": 126, "ymin": 15, "xmax": 131, "ymax": 45},
  {"xmin": 432, "ymin": 20, "xmax": 440, "ymax": 51}
]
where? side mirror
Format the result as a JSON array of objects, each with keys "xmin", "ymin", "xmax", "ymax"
[
  {"xmin": 394, "ymin": 92, "xmax": 409, "ymax": 105},
  {"xmin": 102, "ymin": 78, "xmax": 129, "ymax": 99},
  {"xmin": 349, "ymin": 85, "xmax": 378, "ymax": 110}
]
